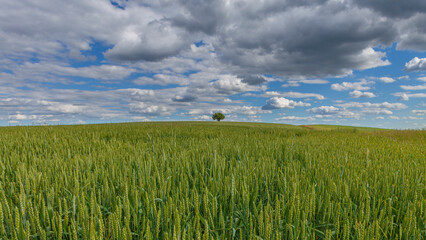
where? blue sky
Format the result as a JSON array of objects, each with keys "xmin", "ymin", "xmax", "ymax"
[{"xmin": 0, "ymin": 0, "xmax": 425, "ymax": 128}]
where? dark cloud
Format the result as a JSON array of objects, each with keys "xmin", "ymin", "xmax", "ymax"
[
  {"xmin": 355, "ymin": 0, "xmax": 426, "ymax": 18},
  {"xmin": 239, "ymin": 75, "xmax": 267, "ymax": 85},
  {"xmin": 396, "ymin": 14, "xmax": 426, "ymax": 51},
  {"xmin": 172, "ymin": 95, "xmax": 197, "ymax": 102},
  {"xmin": 214, "ymin": 0, "xmax": 395, "ymax": 77},
  {"xmin": 1, "ymin": 0, "xmax": 423, "ymax": 76},
  {"xmin": 170, "ymin": 0, "xmax": 224, "ymax": 35}
]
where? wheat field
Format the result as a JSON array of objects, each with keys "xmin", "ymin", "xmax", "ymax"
[{"xmin": 0, "ymin": 122, "xmax": 424, "ymax": 239}]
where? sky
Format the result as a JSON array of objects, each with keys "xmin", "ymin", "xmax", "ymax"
[{"xmin": 0, "ymin": 0, "xmax": 425, "ymax": 129}]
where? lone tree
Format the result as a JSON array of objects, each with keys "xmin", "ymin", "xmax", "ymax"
[{"xmin": 212, "ymin": 112, "xmax": 225, "ymax": 121}]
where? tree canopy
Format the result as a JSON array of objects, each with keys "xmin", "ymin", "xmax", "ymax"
[{"xmin": 212, "ymin": 112, "xmax": 225, "ymax": 121}]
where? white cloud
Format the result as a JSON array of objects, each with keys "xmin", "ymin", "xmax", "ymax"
[
  {"xmin": 389, "ymin": 116, "xmax": 400, "ymax": 120},
  {"xmin": 349, "ymin": 90, "xmax": 376, "ymax": 98},
  {"xmin": 262, "ymin": 97, "xmax": 310, "ymax": 110},
  {"xmin": 275, "ymin": 116, "xmax": 315, "ymax": 121},
  {"xmin": 307, "ymin": 106, "xmax": 359, "ymax": 119},
  {"xmin": 281, "ymin": 92, "xmax": 325, "ymax": 100},
  {"xmin": 282, "ymin": 79, "xmax": 329, "ymax": 87},
  {"xmin": 192, "ymin": 115, "xmax": 212, "ymax": 121},
  {"xmin": 400, "ymin": 84, "xmax": 426, "ymax": 90},
  {"xmin": 300, "ymin": 79, "xmax": 329, "ymax": 84},
  {"xmin": 378, "ymin": 77, "xmax": 396, "ymax": 83},
  {"xmin": 308, "ymin": 106, "xmax": 340, "ymax": 114},
  {"xmin": 331, "ymin": 80, "xmax": 374, "ymax": 91},
  {"xmin": 405, "ymin": 57, "xmax": 426, "ymax": 72},
  {"xmin": 14, "ymin": 62, "xmax": 136, "ymax": 82},
  {"xmin": 313, "ymin": 101, "xmax": 409, "ymax": 117},
  {"xmin": 233, "ymin": 106, "xmax": 266, "ymax": 115},
  {"xmin": 45, "ymin": 102, "xmax": 87, "ymax": 114},
  {"xmin": 398, "ymin": 93, "xmax": 410, "ymax": 101},
  {"xmin": 418, "ymin": 76, "xmax": 426, "ymax": 82},
  {"xmin": 131, "ymin": 116, "xmax": 150, "ymax": 122},
  {"xmin": 281, "ymin": 81, "xmax": 300, "ymax": 87},
  {"xmin": 258, "ymin": 91, "xmax": 325, "ymax": 100},
  {"xmin": 10, "ymin": 113, "xmax": 36, "ymax": 120},
  {"xmin": 404, "ymin": 116, "xmax": 424, "ymax": 120},
  {"xmin": 129, "ymin": 102, "xmax": 171, "ymax": 116},
  {"xmin": 134, "ymin": 74, "xmax": 189, "ymax": 86},
  {"xmin": 104, "ymin": 20, "xmax": 190, "ymax": 61},
  {"xmin": 211, "ymin": 75, "xmax": 265, "ymax": 94},
  {"xmin": 394, "ymin": 92, "xmax": 426, "ymax": 100},
  {"xmin": 398, "ymin": 75, "xmax": 409, "ymax": 80},
  {"xmin": 338, "ymin": 102, "xmax": 407, "ymax": 110},
  {"xmin": 186, "ymin": 105, "xmax": 268, "ymax": 117},
  {"xmin": 363, "ymin": 109, "xmax": 393, "ymax": 115},
  {"xmin": 412, "ymin": 110, "xmax": 426, "ymax": 116}
]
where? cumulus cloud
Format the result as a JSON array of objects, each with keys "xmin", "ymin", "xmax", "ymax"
[
  {"xmin": 300, "ymin": 79, "xmax": 330, "ymax": 84},
  {"xmin": 338, "ymin": 102, "xmax": 407, "ymax": 110},
  {"xmin": 187, "ymin": 105, "xmax": 268, "ymax": 116},
  {"xmin": 405, "ymin": 57, "xmax": 426, "ymax": 72},
  {"xmin": 8, "ymin": 62, "xmax": 136, "ymax": 83},
  {"xmin": 275, "ymin": 116, "xmax": 315, "ymax": 121},
  {"xmin": 404, "ymin": 116, "xmax": 424, "ymax": 120},
  {"xmin": 349, "ymin": 90, "xmax": 376, "ymax": 98},
  {"xmin": 394, "ymin": 92, "xmax": 426, "ymax": 101},
  {"xmin": 9, "ymin": 113, "xmax": 37, "ymax": 120},
  {"xmin": 104, "ymin": 20, "xmax": 190, "ymax": 61},
  {"xmin": 262, "ymin": 97, "xmax": 310, "ymax": 110},
  {"xmin": 250, "ymin": 91, "xmax": 325, "ymax": 100},
  {"xmin": 331, "ymin": 80, "xmax": 374, "ymax": 91},
  {"xmin": 210, "ymin": 75, "xmax": 264, "ymax": 94},
  {"xmin": 378, "ymin": 77, "xmax": 396, "ymax": 83},
  {"xmin": 129, "ymin": 102, "xmax": 171, "ymax": 116},
  {"xmin": 398, "ymin": 93, "xmax": 410, "ymax": 101},
  {"xmin": 134, "ymin": 74, "xmax": 189, "ymax": 86},
  {"xmin": 282, "ymin": 79, "xmax": 329, "ymax": 87},
  {"xmin": 172, "ymin": 95, "xmax": 197, "ymax": 102},
  {"xmin": 308, "ymin": 102, "xmax": 402, "ymax": 118},
  {"xmin": 418, "ymin": 77, "xmax": 426, "ymax": 82},
  {"xmin": 412, "ymin": 110, "xmax": 426, "ymax": 116},
  {"xmin": 44, "ymin": 102, "xmax": 87, "ymax": 114},
  {"xmin": 362, "ymin": 109, "xmax": 393, "ymax": 115},
  {"xmin": 307, "ymin": 106, "xmax": 340, "ymax": 115},
  {"xmin": 280, "ymin": 92, "xmax": 325, "ymax": 100},
  {"xmin": 191, "ymin": 115, "xmax": 212, "ymax": 121},
  {"xmin": 307, "ymin": 106, "xmax": 359, "ymax": 119},
  {"xmin": 400, "ymin": 84, "xmax": 426, "ymax": 90},
  {"xmin": 307, "ymin": 101, "xmax": 410, "ymax": 118}
]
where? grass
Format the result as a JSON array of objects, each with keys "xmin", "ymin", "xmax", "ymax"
[
  {"xmin": 300, "ymin": 125, "xmax": 385, "ymax": 131},
  {"xmin": 0, "ymin": 122, "xmax": 424, "ymax": 239}
]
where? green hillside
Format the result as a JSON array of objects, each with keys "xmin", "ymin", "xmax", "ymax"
[{"xmin": 301, "ymin": 124, "xmax": 385, "ymax": 131}]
